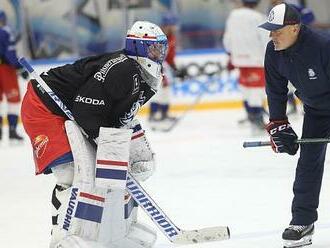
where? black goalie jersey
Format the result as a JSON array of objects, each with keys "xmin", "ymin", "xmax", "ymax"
[{"xmin": 31, "ymin": 50, "xmax": 156, "ymax": 139}]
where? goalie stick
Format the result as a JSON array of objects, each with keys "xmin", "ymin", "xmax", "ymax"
[
  {"xmin": 243, "ymin": 138, "xmax": 330, "ymax": 148},
  {"xmin": 19, "ymin": 57, "xmax": 230, "ymax": 244}
]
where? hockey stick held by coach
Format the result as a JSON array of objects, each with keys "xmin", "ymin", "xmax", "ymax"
[{"xmin": 20, "ymin": 21, "xmax": 167, "ymax": 248}]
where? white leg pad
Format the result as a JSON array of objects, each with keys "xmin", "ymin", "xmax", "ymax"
[
  {"xmin": 98, "ymin": 189, "xmax": 126, "ymax": 244},
  {"xmin": 65, "ymin": 121, "xmax": 96, "ymax": 186},
  {"xmin": 95, "ymin": 127, "xmax": 132, "ymax": 190},
  {"xmin": 95, "ymin": 127, "xmax": 132, "ymax": 244},
  {"xmin": 51, "ymin": 121, "xmax": 108, "ymax": 246},
  {"xmin": 52, "ymin": 122, "xmax": 154, "ymax": 248}
]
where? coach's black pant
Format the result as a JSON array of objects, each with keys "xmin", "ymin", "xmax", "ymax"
[{"xmin": 290, "ymin": 112, "xmax": 330, "ymax": 225}]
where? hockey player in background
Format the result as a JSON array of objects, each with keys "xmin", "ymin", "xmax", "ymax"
[
  {"xmin": 0, "ymin": 9, "xmax": 28, "ymax": 143},
  {"xmin": 21, "ymin": 21, "xmax": 167, "ymax": 247},
  {"xmin": 260, "ymin": 3, "xmax": 330, "ymax": 247},
  {"xmin": 149, "ymin": 12, "xmax": 178, "ymax": 124},
  {"xmin": 223, "ymin": 0, "xmax": 269, "ymax": 133}
]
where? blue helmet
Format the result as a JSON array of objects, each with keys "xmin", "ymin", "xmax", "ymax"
[
  {"xmin": 0, "ymin": 10, "xmax": 6, "ymax": 23},
  {"xmin": 161, "ymin": 12, "xmax": 177, "ymax": 26}
]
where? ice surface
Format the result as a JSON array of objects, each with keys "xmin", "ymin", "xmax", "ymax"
[{"xmin": 1, "ymin": 109, "xmax": 330, "ymax": 247}]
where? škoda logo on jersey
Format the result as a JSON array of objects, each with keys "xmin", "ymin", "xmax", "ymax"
[
  {"xmin": 75, "ymin": 95, "xmax": 105, "ymax": 106},
  {"xmin": 33, "ymin": 134, "xmax": 49, "ymax": 159}
]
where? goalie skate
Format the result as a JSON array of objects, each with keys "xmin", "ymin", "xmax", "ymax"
[{"xmin": 283, "ymin": 224, "xmax": 314, "ymax": 248}]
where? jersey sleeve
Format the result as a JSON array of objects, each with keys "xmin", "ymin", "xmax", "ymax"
[{"xmin": 264, "ymin": 42, "xmax": 289, "ymax": 121}]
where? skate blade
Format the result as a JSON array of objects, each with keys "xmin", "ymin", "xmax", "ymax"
[{"xmin": 283, "ymin": 235, "xmax": 312, "ymax": 248}]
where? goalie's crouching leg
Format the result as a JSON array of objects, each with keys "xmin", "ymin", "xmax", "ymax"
[
  {"xmin": 50, "ymin": 121, "xmax": 157, "ymax": 248},
  {"xmin": 50, "ymin": 178, "xmax": 157, "ymax": 248},
  {"xmin": 50, "ymin": 162, "xmax": 77, "ymax": 248}
]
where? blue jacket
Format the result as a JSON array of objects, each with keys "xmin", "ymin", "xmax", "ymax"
[
  {"xmin": 0, "ymin": 25, "xmax": 21, "ymax": 68},
  {"xmin": 265, "ymin": 25, "xmax": 330, "ymax": 120}
]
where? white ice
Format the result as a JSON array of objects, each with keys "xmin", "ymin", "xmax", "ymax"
[{"xmin": 2, "ymin": 109, "xmax": 330, "ymax": 248}]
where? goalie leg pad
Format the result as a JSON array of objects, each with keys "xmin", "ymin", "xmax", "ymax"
[
  {"xmin": 51, "ymin": 121, "xmax": 108, "ymax": 247},
  {"xmin": 95, "ymin": 127, "xmax": 132, "ymax": 190},
  {"xmin": 50, "ymin": 184, "xmax": 108, "ymax": 247},
  {"xmin": 64, "ymin": 121, "xmax": 96, "ymax": 186}
]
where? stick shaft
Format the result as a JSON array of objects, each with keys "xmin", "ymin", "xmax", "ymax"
[{"xmin": 243, "ymin": 138, "xmax": 330, "ymax": 148}]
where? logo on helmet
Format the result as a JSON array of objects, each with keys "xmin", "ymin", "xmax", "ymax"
[{"xmin": 268, "ymin": 10, "xmax": 275, "ymax": 22}]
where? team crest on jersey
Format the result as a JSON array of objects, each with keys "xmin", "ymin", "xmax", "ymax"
[
  {"xmin": 132, "ymin": 74, "xmax": 140, "ymax": 95},
  {"xmin": 33, "ymin": 134, "xmax": 49, "ymax": 159},
  {"xmin": 119, "ymin": 91, "xmax": 146, "ymax": 125},
  {"xmin": 308, "ymin": 68, "xmax": 317, "ymax": 80}
]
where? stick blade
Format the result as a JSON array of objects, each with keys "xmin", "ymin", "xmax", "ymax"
[{"xmin": 172, "ymin": 226, "xmax": 230, "ymax": 244}]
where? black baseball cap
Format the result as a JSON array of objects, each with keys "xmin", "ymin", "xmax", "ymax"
[{"xmin": 259, "ymin": 3, "xmax": 301, "ymax": 31}]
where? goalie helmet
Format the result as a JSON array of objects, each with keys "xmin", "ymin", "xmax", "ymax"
[{"xmin": 125, "ymin": 21, "xmax": 168, "ymax": 83}]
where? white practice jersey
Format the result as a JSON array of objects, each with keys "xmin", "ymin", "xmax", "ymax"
[{"xmin": 223, "ymin": 7, "xmax": 269, "ymax": 68}]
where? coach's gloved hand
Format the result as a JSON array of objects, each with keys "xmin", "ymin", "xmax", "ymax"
[{"xmin": 266, "ymin": 120, "xmax": 299, "ymax": 155}]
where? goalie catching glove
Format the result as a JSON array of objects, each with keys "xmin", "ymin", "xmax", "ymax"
[
  {"xmin": 266, "ymin": 120, "xmax": 299, "ymax": 155},
  {"xmin": 124, "ymin": 119, "xmax": 156, "ymax": 181}
]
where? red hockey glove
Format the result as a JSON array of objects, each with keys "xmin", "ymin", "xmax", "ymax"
[{"xmin": 266, "ymin": 120, "xmax": 299, "ymax": 155}]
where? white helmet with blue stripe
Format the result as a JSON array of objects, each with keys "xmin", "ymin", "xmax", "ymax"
[{"xmin": 125, "ymin": 21, "xmax": 168, "ymax": 82}]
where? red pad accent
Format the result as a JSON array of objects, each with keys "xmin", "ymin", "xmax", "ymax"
[
  {"xmin": 80, "ymin": 192, "xmax": 105, "ymax": 202},
  {"xmin": 97, "ymin": 160, "xmax": 128, "ymax": 167}
]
